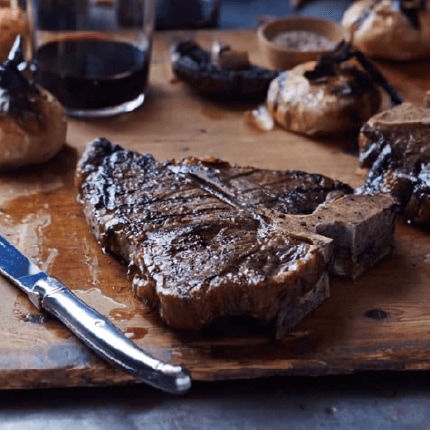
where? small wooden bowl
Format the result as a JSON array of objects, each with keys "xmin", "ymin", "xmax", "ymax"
[{"xmin": 258, "ymin": 16, "xmax": 345, "ymax": 70}]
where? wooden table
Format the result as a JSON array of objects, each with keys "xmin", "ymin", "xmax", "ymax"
[{"xmin": 0, "ymin": 30, "xmax": 429, "ymax": 389}]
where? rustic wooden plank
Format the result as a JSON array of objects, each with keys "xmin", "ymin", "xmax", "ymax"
[{"xmin": 0, "ymin": 29, "xmax": 429, "ymax": 388}]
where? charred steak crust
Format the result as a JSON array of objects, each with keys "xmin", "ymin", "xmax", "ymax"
[{"xmin": 76, "ymin": 138, "xmax": 397, "ymax": 338}]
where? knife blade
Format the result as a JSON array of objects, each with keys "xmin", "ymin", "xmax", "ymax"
[{"xmin": 0, "ymin": 234, "xmax": 191, "ymax": 394}]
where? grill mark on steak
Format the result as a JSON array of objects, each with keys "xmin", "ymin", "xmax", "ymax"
[
  {"xmin": 76, "ymin": 138, "xmax": 397, "ymax": 339},
  {"xmin": 176, "ymin": 161, "xmax": 351, "ymax": 216}
]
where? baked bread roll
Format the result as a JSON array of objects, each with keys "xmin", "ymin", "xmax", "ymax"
[
  {"xmin": 266, "ymin": 60, "xmax": 382, "ymax": 136},
  {"xmin": 342, "ymin": 0, "xmax": 430, "ymax": 61},
  {"xmin": 0, "ymin": 89, "xmax": 67, "ymax": 170},
  {"xmin": 0, "ymin": 38, "xmax": 67, "ymax": 170},
  {"xmin": 0, "ymin": 6, "xmax": 28, "ymax": 62}
]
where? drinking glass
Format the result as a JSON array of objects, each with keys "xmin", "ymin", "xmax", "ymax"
[{"xmin": 27, "ymin": 0, "xmax": 155, "ymax": 118}]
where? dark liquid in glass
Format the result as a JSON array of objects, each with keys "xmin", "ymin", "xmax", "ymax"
[{"xmin": 35, "ymin": 38, "xmax": 149, "ymax": 111}]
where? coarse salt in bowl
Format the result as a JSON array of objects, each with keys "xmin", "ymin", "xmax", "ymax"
[{"xmin": 258, "ymin": 16, "xmax": 346, "ymax": 70}]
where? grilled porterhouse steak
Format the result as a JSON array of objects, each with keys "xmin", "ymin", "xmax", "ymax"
[{"xmin": 76, "ymin": 138, "xmax": 397, "ymax": 339}]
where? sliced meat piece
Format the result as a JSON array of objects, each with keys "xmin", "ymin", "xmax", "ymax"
[
  {"xmin": 358, "ymin": 100, "xmax": 430, "ymax": 227},
  {"xmin": 76, "ymin": 138, "xmax": 397, "ymax": 338}
]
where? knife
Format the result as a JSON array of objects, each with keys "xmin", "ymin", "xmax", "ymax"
[{"xmin": 0, "ymin": 234, "xmax": 191, "ymax": 394}]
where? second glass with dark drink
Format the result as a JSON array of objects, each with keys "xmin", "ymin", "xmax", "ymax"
[{"xmin": 27, "ymin": 0, "xmax": 155, "ymax": 118}]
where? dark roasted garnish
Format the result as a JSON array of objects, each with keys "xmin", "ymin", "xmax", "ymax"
[
  {"xmin": 304, "ymin": 40, "xmax": 403, "ymax": 106},
  {"xmin": 397, "ymin": 0, "xmax": 426, "ymax": 29},
  {"xmin": 0, "ymin": 36, "xmax": 39, "ymax": 117}
]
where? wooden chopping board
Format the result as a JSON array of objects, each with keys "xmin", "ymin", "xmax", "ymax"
[{"xmin": 0, "ymin": 30, "xmax": 430, "ymax": 389}]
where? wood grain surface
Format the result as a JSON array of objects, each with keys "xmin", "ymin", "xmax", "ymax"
[{"xmin": 0, "ymin": 30, "xmax": 429, "ymax": 389}]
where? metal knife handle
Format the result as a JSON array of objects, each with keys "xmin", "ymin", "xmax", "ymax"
[{"xmin": 32, "ymin": 277, "xmax": 191, "ymax": 394}]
